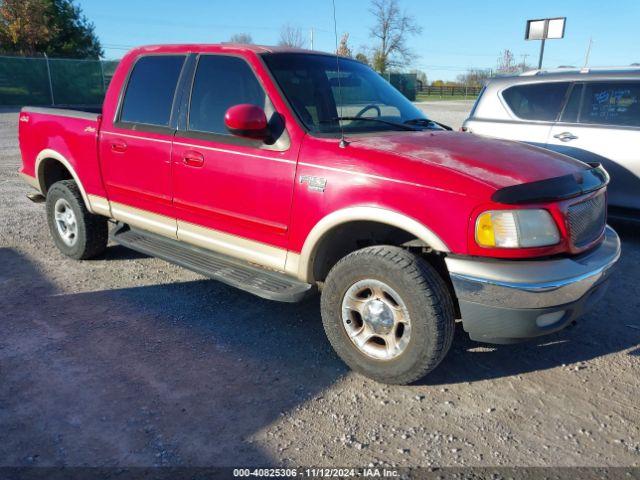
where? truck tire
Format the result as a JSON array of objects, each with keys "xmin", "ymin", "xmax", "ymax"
[
  {"xmin": 321, "ymin": 246, "xmax": 455, "ymax": 385},
  {"xmin": 45, "ymin": 180, "xmax": 108, "ymax": 260}
]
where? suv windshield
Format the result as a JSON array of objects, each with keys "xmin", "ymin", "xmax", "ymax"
[{"xmin": 262, "ymin": 53, "xmax": 433, "ymax": 134}]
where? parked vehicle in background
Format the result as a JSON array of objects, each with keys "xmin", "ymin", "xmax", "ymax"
[
  {"xmin": 462, "ymin": 68, "xmax": 640, "ymax": 217},
  {"xmin": 18, "ymin": 44, "xmax": 620, "ymax": 385}
]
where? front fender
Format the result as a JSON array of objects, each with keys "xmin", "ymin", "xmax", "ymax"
[{"xmin": 286, "ymin": 206, "xmax": 450, "ymax": 283}]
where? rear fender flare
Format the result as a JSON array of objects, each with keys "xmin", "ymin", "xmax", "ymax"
[{"xmin": 35, "ymin": 149, "xmax": 94, "ymax": 213}]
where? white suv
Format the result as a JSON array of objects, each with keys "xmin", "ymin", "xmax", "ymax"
[{"xmin": 462, "ymin": 68, "xmax": 640, "ymax": 216}]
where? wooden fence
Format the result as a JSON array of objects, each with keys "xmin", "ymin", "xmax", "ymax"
[{"xmin": 417, "ymin": 85, "xmax": 483, "ymax": 98}]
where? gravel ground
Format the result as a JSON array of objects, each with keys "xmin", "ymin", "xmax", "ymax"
[
  {"xmin": 1, "ymin": 105, "xmax": 640, "ymax": 468},
  {"xmin": 415, "ymin": 100, "xmax": 475, "ymax": 130}
]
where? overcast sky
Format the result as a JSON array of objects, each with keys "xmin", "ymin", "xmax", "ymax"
[{"xmin": 81, "ymin": 0, "xmax": 640, "ymax": 81}]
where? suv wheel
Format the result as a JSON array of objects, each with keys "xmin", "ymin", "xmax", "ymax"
[
  {"xmin": 46, "ymin": 180, "xmax": 108, "ymax": 260},
  {"xmin": 321, "ymin": 246, "xmax": 455, "ymax": 385}
]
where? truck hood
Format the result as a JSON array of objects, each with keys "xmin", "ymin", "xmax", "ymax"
[{"xmin": 354, "ymin": 131, "xmax": 588, "ymax": 189}]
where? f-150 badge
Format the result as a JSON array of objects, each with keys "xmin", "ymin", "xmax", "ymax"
[{"xmin": 299, "ymin": 175, "xmax": 327, "ymax": 192}]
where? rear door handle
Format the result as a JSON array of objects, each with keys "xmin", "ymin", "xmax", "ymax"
[
  {"xmin": 182, "ymin": 150, "xmax": 205, "ymax": 167},
  {"xmin": 111, "ymin": 140, "xmax": 127, "ymax": 153},
  {"xmin": 553, "ymin": 132, "xmax": 578, "ymax": 142}
]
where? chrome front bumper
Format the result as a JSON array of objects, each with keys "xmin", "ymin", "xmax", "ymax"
[{"xmin": 445, "ymin": 226, "xmax": 621, "ymax": 343}]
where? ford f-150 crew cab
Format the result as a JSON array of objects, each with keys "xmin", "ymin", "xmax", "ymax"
[{"xmin": 19, "ymin": 44, "xmax": 621, "ymax": 384}]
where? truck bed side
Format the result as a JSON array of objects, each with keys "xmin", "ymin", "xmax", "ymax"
[{"xmin": 18, "ymin": 106, "xmax": 108, "ymax": 209}]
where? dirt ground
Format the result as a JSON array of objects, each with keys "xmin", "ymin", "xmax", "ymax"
[{"xmin": 1, "ymin": 104, "xmax": 639, "ymax": 468}]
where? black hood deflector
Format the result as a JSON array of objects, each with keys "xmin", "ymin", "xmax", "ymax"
[{"xmin": 492, "ymin": 163, "xmax": 609, "ymax": 205}]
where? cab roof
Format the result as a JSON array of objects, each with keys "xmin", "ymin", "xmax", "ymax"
[{"xmin": 127, "ymin": 43, "xmax": 325, "ymax": 56}]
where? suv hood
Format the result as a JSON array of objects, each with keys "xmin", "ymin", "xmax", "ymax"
[{"xmin": 354, "ymin": 130, "xmax": 588, "ymax": 190}]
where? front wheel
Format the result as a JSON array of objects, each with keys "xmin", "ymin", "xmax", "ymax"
[{"xmin": 321, "ymin": 246, "xmax": 455, "ymax": 385}]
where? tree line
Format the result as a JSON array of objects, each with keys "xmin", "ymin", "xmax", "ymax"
[
  {"xmin": 229, "ymin": 0, "xmax": 422, "ymax": 76},
  {"xmin": 225, "ymin": 1, "xmax": 535, "ymax": 87},
  {"xmin": 7, "ymin": 0, "xmax": 633, "ymax": 86},
  {"xmin": 0, "ymin": 0, "xmax": 102, "ymax": 58}
]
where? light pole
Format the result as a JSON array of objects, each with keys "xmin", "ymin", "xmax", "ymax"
[{"xmin": 537, "ymin": 39, "xmax": 546, "ymax": 69}]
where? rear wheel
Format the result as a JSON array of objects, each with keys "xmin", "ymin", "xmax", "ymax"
[
  {"xmin": 46, "ymin": 180, "xmax": 108, "ymax": 260},
  {"xmin": 321, "ymin": 246, "xmax": 455, "ymax": 385}
]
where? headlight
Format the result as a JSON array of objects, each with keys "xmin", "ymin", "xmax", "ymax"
[{"xmin": 475, "ymin": 209, "xmax": 560, "ymax": 248}]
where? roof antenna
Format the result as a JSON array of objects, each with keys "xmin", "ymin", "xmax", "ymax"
[{"xmin": 331, "ymin": 0, "xmax": 349, "ymax": 148}]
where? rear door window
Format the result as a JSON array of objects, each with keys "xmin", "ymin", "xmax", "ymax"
[
  {"xmin": 119, "ymin": 55, "xmax": 186, "ymax": 127},
  {"xmin": 188, "ymin": 55, "xmax": 266, "ymax": 135},
  {"xmin": 580, "ymin": 82, "xmax": 640, "ymax": 127},
  {"xmin": 502, "ymin": 82, "xmax": 570, "ymax": 121}
]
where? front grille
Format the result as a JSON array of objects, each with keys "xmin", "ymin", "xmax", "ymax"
[{"xmin": 568, "ymin": 193, "xmax": 606, "ymax": 248}]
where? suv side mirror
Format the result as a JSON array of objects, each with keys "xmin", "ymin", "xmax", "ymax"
[{"xmin": 224, "ymin": 104, "xmax": 269, "ymax": 140}]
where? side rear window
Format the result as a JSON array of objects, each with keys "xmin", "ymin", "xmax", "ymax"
[
  {"xmin": 188, "ymin": 55, "xmax": 266, "ymax": 135},
  {"xmin": 119, "ymin": 55, "xmax": 186, "ymax": 127},
  {"xmin": 502, "ymin": 82, "xmax": 570, "ymax": 121},
  {"xmin": 581, "ymin": 82, "xmax": 640, "ymax": 127}
]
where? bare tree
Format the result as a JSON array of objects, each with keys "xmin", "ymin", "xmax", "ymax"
[
  {"xmin": 456, "ymin": 68, "xmax": 493, "ymax": 87},
  {"xmin": 278, "ymin": 24, "xmax": 306, "ymax": 48},
  {"xmin": 336, "ymin": 33, "xmax": 352, "ymax": 57},
  {"xmin": 368, "ymin": 0, "xmax": 422, "ymax": 74},
  {"xmin": 228, "ymin": 33, "xmax": 253, "ymax": 44},
  {"xmin": 496, "ymin": 49, "xmax": 519, "ymax": 75}
]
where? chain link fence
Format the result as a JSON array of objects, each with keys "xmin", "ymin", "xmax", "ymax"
[
  {"xmin": 0, "ymin": 55, "xmax": 119, "ymax": 106},
  {"xmin": 382, "ymin": 73, "xmax": 418, "ymax": 101},
  {"xmin": 0, "ymin": 55, "xmax": 480, "ymax": 106}
]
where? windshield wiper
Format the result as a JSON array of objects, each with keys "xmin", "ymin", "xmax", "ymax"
[
  {"xmin": 403, "ymin": 118, "xmax": 453, "ymax": 131},
  {"xmin": 325, "ymin": 116, "xmax": 419, "ymax": 131}
]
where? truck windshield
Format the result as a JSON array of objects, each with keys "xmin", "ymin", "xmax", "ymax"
[{"xmin": 262, "ymin": 53, "xmax": 433, "ymax": 134}]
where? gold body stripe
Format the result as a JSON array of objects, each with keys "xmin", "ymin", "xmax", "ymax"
[
  {"xmin": 110, "ymin": 202, "xmax": 178, "ymax": 238},
  {"xmin": 87, "ymin": 195, "xmax": 111, "ymax": 217},
  {"xmin": 107, "ymin": 201, "xmax": 289, "ymax": 272},
  {"xmin": 177, "ymin": 219, "xmax": 287, "ymax": 271}
]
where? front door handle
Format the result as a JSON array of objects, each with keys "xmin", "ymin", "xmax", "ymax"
[
  {"xmin": 111, "ymin": 140, "xmax": 127, "ymax": 153},
  {"xmin": 553, "ymin": 132, "xmax": 578, "ymax": 142},
  {"xmin": 182, "ymin": 150, "xmax": 205, "ymax": 167}
]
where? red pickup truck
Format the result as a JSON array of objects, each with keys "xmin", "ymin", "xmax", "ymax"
[{"xmin": 19, "ymin": 44, "xmax": 620, "ymax": 384}]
